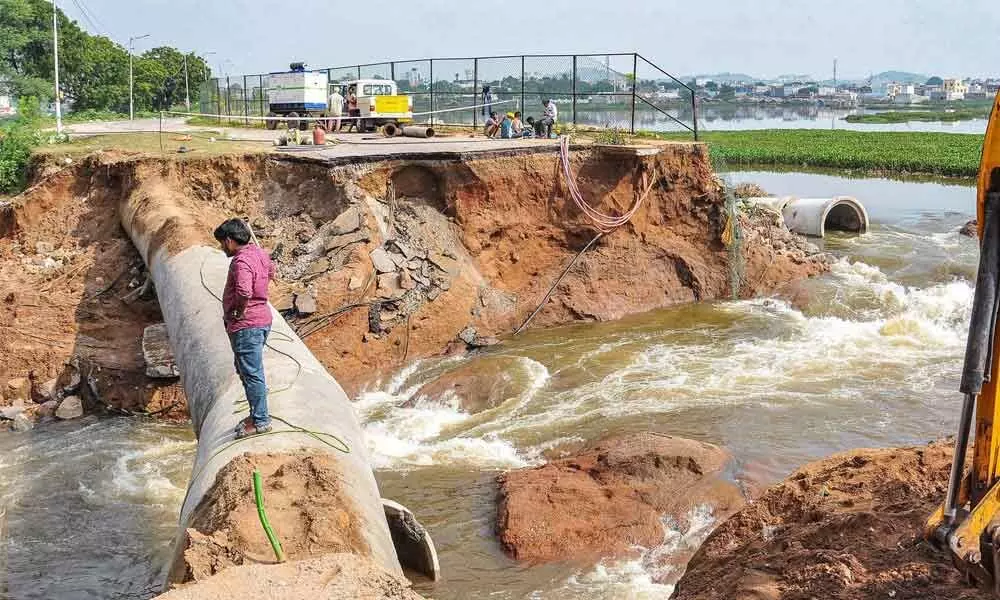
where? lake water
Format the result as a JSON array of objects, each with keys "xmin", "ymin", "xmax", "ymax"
[{"xmin": 0, "ymin": 171, "xmax": 979, "ymax": 599}]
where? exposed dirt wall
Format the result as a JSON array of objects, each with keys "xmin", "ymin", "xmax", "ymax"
[{"xmin": 0, "ymin": 144, "xmax": 827, "ymax": 418}]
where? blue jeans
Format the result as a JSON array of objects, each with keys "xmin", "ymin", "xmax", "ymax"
[{"xmin": 229, "ymin": 326, "xmax": 270, "ymax": 428}]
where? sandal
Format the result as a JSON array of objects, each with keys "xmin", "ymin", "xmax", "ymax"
[{"xmin": 234, "ymin": 420, "xmax": 272, "ymax": 439}]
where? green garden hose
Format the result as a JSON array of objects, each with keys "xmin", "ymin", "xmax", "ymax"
[{"xmin": 253, "ymin": 469, "xmax": 286, "ymax": 563}]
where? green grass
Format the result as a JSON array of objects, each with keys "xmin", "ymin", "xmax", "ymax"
[
  {"xmin": 638, "ymin": 129, "xmax": 983, "ymax": 177},
  {"xmin": 845, "ymin": 108, "xmax": 990, "ymax": 124}
]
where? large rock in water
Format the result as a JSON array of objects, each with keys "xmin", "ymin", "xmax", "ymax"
[{"xmin": 496, "ymin": 433, "xmax": 744, "ymax": 575}]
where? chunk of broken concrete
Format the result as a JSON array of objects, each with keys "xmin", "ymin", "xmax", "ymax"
[
  {"xmin": 33, "ymin": 378, "xmax": 59, "ymax": 403},
  {"xmin": 399, "ymin": 269, "xmax": 416, "ymax": 291},
  {"xmin": 295, "ymin": 289, "xmax": 318, "ymax": 315},
  {"xmin": 55, "ymin": 395, "xmax": 84, "ymax": 420},
  {"xmin": 330, "ymin": 207, "xmax": 361, "ymax": 235},
  {"xmin": 370, "ymin": 248, "xmax": 397, "ymax": 274},
  {"xmin": 142, "ymin": 324, "xmax": 180, "ymax": 379},
  {"xmin": 37, "ymin": 400, "xmax": 59, "ymax": 418},
  {"xmin": 307, "ymin": 258, "xmax": 331, "ymax": 276},
  {"xmin": 6, "ymin": 377, "xmax": 30, "ymax": 403},
  {"xmin": 459, "ymin": 327, "xmax": 478, "ymax": 345},
  {"xmin": 411, "ymin": 272, "xmax": 430, "ymax": 287},
  {"xmin": 0, "ymin": 405, "xmax": 25, "ymax": 420},
  {"xmin": 390, "ymin": 252, "xmax": 408, "ymax": 268},
  {"xmin": 35, "ymin": 241, "xmax": 56, "ymax": 255},
  {"xmin": 12, "ymin": 412, "xmax": 33, "ymax": 432},
  {"xmin": 325, "ymin": 230, "xmax": 370, "ymax": 252},
  {"xmin": 348, "ymin": 275, "xmax": 364, "ymax": 291},
  {"xmin": 391, "ymin": 240, "xmax": 415, "ymax": 259},
  {"xmin": 377, "ymin": 273, "xmax": 402, "ymax": 298}
]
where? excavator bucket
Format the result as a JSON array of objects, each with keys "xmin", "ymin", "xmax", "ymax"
[{"xmin": 926, "ymin": 89, "xmax": 1000, "ymax": 594}]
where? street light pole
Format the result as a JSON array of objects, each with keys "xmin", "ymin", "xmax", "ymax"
[
  {"xmin": 52, "ymin": 0, "xmax": 62, "ymax": 133},
  {"xmin": 128, "ymin": 33, "xmax": 149, "ymax": 120},
  {"xmin": 183, "ymin": 54, "xmax": 190, "ymax": 111}
]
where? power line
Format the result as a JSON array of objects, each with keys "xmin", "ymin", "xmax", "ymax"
[{"xmin": 68, "ymin": 0, "xmax": 101, "ymax": 35}]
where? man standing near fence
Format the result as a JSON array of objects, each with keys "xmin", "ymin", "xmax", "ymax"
[{"xmin": 327, "ymin": 85, "xmax": 344, "ymax": 132}]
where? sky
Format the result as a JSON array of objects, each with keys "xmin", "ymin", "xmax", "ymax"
[{"xmin": 57, "ymin": 0, "xmax": 1000, "ymax": 80}]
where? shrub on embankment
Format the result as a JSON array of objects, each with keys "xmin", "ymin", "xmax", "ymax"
[
  {"xmin": 645, "ymin": 129, "xmax": 983, "ymax": 177},
  {"xmin": 0, "ymin": 97, "xmax": 43, "ymax": 194}
]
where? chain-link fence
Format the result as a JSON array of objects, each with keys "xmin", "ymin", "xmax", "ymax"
[{"xmin": 198, "ymin": 53, "xmax": 697, "ymax": 137}]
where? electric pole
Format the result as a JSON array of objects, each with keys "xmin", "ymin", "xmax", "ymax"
[
  {"xmin": 833, "ymin": 58, "xmax": 838, "ymax": 88},
  {"xmin": 183, "ymin": 54, "xmax": 190, "ymax": 110},
  {"xmin": 129, "ymin": 33, "xmax": 149, "ymax": 120},
  {"xmin": 52, "ymin": 0, "xmax": 62, "ymax": 133}
]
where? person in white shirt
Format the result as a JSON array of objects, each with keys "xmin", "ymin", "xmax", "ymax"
[
  {"xmin": 536, "ymin": 99, "xmax": 558, "ymax": 138},
  {"xmin": 327, "ymin": 87, "xmax": 344, "ymax": 132}
]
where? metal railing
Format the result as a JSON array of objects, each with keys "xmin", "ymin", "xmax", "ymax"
[{"xmin": 199, "ymin": 52, "xmax": 698, "ymax": 139}]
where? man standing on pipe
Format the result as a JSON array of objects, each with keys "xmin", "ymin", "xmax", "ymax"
[{"xmin": 214, "ymin": 218, "xmax": 276, "ymax": 438}]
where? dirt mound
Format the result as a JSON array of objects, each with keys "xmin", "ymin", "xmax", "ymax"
[
  {"xmin": 496, "ymin": 433, "xmax": 744, "ymax": 580},
  {"xmin": 674, "ymin": 440, "xmax": 980, "ymax": 600},
  {"xmin": 171, "ymin": 451, "xmax": 371, "ymax": 584},
  {"xmin": 156, "ymin": 553, "xmax": 425, "ymax": 600}
]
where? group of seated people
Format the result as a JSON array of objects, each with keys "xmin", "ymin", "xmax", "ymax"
[
  {"xmin": 485, "ymin": 111, "xmax": 532, "ymax": 139},
  {"xmin": 484, "ymin": 99, "xmax": 559, "ymax": 139}
]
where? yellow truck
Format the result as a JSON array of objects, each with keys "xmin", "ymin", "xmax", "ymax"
[{"xmin": 339, "ymin": 79, "xmax": 413, "ymax": 132}]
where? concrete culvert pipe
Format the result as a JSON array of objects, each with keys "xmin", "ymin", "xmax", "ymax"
[
  {"xmin": 402, "ymin": 126, "xmax": 435, "ymax": 138},
  {"xmin": 118, "ymin": 191, "xmax": 404, "ymax": 585},
  {"xmin": 745, "ymin": 195, "xmax": 869, "ymax": 238},
  {"xmin": 382, "ymin": 122, "xmax": 399, "ymax": 137}
]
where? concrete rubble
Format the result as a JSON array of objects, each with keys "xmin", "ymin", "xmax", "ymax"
[
  {"xmin": 55, "ymin": 395, "xmax": 84, "ymax": 420},
  {"xmin": 142, "ymin": 324, "xmax": 181, "ymax": 379}
]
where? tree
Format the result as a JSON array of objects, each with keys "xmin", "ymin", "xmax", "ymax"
[
  {"xmin": 0, "ymin": 0, "xmax": 211, "ymax": 113},
  {"xmin": 705, "ymin": 81, "xmax": 719, "ymax": 92},
  {"xmin": 718, "ymin": 84, "xmax": 735, "ymax": 101},
  {"xmin": 926, "ymin": 76, "xmax": 943, "ymax": 86}
]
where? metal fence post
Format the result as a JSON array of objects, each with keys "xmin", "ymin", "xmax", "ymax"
[
  {"xmin": 357, "ymin": 66, "xmax": 362, "ymax": 80},
  {"xmin": 216, "ymin": 79, "xmax": 222, "ymax": 124},
  {"xmin": 473, "ymin": 58, "xmax": 478, "ymax": 131},
  {"xmin": 390, "ymin": 62, "xmax": 395, "ymax": 83},
  {"xmin": 260, "ymin": 75, "xmax": 266, "ymax": 117},
  {"xmin": 225, "ymin": 76, "xmax": 232, "ymax": 124},
  {"xmin": 429, "ymin": 59, "xmax": 434, "ymax": 126},
  {"xmin": 692, "ymin": 90, "xmax": 699, "ymax": 140},
  {"xmin": 520, "ymin": 56, "xmax": 525, "ymax": 116},
  {"xmin": 572, "ymin": 55, "xmax": 578, "ymax": 125},
  {"xmin": 630, "ymin": 54, "xmax": 638, "ymax": 134},
  {"xmin": 243, "ymin": 75, "xmax": 249, "ymax": 124}
]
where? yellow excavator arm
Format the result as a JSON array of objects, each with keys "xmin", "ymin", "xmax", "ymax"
[{"xmin": 927, "ymin": 89, "xmax": 1000, "ymax": 593}]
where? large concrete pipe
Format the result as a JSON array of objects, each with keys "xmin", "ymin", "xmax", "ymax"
[
  {"xmin": 118, "ymin": 196, "xmax": 403, "ymax": 582},
  {"xmin": 745, "ymin": 195, "xmax": 869, "ymax": 238},
  {"xmin": 402, "ymin": 126, "xmax": 435, "ymax": 138}
]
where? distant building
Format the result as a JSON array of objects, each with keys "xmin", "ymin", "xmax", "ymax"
[
  {"xmin": 817, "ymin": 86, "xmax": 837, "ymax": 97},
  {"xmin": 0, "ymin": 94, "xmax": 12, "ymax": 116},
  {"xmin": 941, "ymin": 78, "xmax": 967, "ymax": 100}
]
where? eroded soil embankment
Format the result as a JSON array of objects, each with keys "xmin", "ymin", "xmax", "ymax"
[
  {"xmin": 0, "ymin": 143, "xmax": 827, "ymax": 420},
  {"xmin": 674, "ymin": 440, "xmax": 980, "ymax": 600}
]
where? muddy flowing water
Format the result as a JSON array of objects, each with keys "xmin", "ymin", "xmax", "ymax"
[{"xmin": 0, "ymin": 171, "xmax": 979, "ymax": 599}]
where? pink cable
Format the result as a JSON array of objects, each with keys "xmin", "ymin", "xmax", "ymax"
[{"xmin": 559, "ymin": 136, "xmax": 653, "ymax": 232}]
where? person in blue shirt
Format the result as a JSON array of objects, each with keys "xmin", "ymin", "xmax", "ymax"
[{"xmin": 499, "ymin": 112, "xmax": 515, "ymax": 139}]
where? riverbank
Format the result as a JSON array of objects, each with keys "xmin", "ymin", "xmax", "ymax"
[
  {"xmin": 644, "ymin": 129, "xmax": 983, "ymax": 177},
  {"xmin": 674, "ymin": 440, "xmax": 979, "ymax": 599}
]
